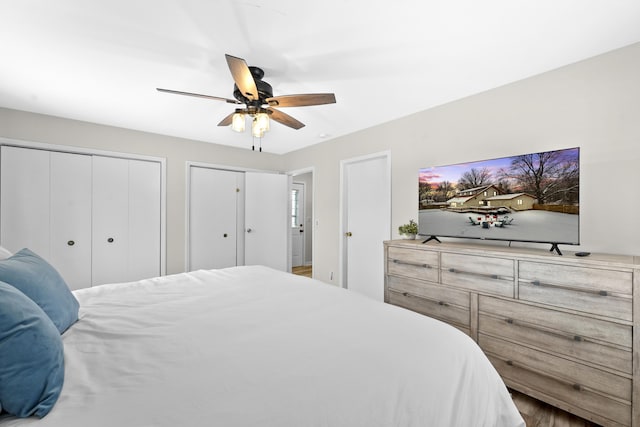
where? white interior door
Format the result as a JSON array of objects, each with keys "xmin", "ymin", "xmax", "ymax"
[
  {"xmin": 245, "ymin": 172, "xmax": 290, "ymax": 272},
  {"xmin": 189, "ymin": 167, "xmax": 244, "ymax": 270},
  {"xmin": 341, "ymin": 153, "xmax": 391, "ymax": 301},
  {"xmin": 0, "ymin": 146, "xmax": 51, "ymax": 257},
  {"xmin": 291, "ymin": 182, "xmax": 305, "ymax": 267},
  {"xmin": 50, "ymin": 151, "xmax": 92, "ymax": 290}
]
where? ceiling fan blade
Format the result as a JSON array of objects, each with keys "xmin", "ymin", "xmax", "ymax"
[
  {"xmin": 225, "ymin": 54, "xmax": 259, "ymax": 101},
  {"xmin": 217, "ymin": 112, "xmax": 235, "ymax": 126},
  {"xmin": 266, "ymin": 93, "xmax": 336, "ymax": 108},
  {"xmin": 156, "ymin": 88, "xmax": 240, "ymax": 104},
  {"xmin": 267, "ymin": 108, "xmax": 305, "ymax": 130}
]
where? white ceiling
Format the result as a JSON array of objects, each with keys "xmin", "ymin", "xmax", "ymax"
[{"xmin": 1, "ymin": 1, "xmax": 640, "ymax": 154}]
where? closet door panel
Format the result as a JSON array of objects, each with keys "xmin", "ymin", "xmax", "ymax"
[
  {"xmin": 0, "ymin": 146, "xmax": 50, "ymax": 257},
  {"xmin": 189, "ymin": 167, "xmax": 241, "ymax": 270},
  {"xmin": 50, "ymin": 151, "xmax": 92, "ymax": 290},
  {"xmin": 92, "ymin": 156, "xmax": 129, "ymax": 285},
  {"xmin": 128, "ymin": 160, "xmax": 161, "ymax": 281}
]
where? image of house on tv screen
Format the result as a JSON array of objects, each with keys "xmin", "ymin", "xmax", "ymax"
[{"xmin": 418, "ymin": 147, "xmax": 580, "ymax": 245}]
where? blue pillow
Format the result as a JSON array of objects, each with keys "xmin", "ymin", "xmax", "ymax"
[
  {"xmin": 0, "ymin": 248, "xmax": 79, "ymax": 334},
  {"xmin": 0, "ymin": 281, "xmax": 64, "ymax": 418}
]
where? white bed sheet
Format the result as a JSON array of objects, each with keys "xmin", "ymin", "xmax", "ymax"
[{"xmin": 1, "ymin": 266, "xmax": 524, "ymax": 426}]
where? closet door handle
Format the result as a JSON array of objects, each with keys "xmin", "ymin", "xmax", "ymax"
[
  {"xmin": 107, "ymin": 237, "xmax": 114, "ymax": 243},
  {"xmin": 67, "ymin": 240, "xmax": 75, "ymax": 246}
]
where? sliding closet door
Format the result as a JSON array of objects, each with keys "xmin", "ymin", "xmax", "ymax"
[
  {"xmin": 189, "ymin": 167, "xmax": 244, "ymax": 270},
  {"xmin": 92, "ymin": 156, "xmax": 161, "ymax": 285},
  {"xmin": 0, "ymin": 147, "xmax": 92, "ymax": 290},
  {"xmin": 0, "ymin": 146, "xmax": 50, "ymax": 256},
  {"xmin": 244, "ymin": 172, "xmax": 290, "ymax": 272},
  {"xmin": 92, "ymin": 156, "xmax": 130, "ymax": 285},
  {"xmin": 49, "ymin": 151, "xmax": 92, "ymax": 290},
  {"xmin": 128, "ymin": 160, "xmax": 161, "ymax": 281}
]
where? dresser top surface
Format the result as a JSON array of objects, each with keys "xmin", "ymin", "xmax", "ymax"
[{"xmin": 384, "ymin": 239, "xmax": 640, "ymax": 268}]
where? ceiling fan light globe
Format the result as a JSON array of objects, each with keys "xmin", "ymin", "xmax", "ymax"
[
  {"xmin": 231, "ymin": 113, "xmax": 245, "ymax": 132},
  {"xmin": 251, "ymin": 116, "xmax": 268, "ymax": 138},
  {"xmin": 255, "ymin": 112, "xmax": 270, "ymax": 132}
]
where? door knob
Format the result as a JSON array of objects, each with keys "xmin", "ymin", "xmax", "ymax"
[
  {"xmin": 223, "ymin": 233, "xmax": 228, "ymax": 238},
  {"xmin": 246, "ymin": 228, "xmax": 252, "ymax": 233},
  {"xmin": 345, "ymin": 232, "xmax": 353, "ymax": 237},
  {"xmin": 107, "ymin": 237, "xmax": 114, "ymax": 243}
]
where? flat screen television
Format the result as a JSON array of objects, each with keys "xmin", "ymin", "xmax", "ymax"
[{"xmin": 418, "ymin": 147, "xmax": 579, "ymax": 254}]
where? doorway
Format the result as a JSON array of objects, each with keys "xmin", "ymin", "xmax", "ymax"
[
  {"xmin": 291, "ymin": 182, "xmax": 305, "ymax": 268},
  {"xmin": 289, "ymin": 168, "xmax": 314, "ymax": 278},
  {"xmin": 340, "ymin": 152, "xmax": 391, "ymax": 301}
]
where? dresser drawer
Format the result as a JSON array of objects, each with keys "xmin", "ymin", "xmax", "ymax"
[
  {"xmin": 488, "ymin": 354, "xmax": 631, "ymax": 427},
  {"xmin": 482, "ymin": 335, "xmax": 631, "ymax": 426},
  {"xmin": 519, "ymin": 261, "xmax": 633, "ymax": 321},
  {"xmin": 387, "ymin": 275, "xmax": 470, "ymax": 329},
  {"xmin": 441, "ymin": 252, "xmax": 514, "ymax": 297},
  {"xmin": 479, "ymin": 296, "xmax": 631, "ymax": 374},
  {"xmin": 387, "ymin": 246, "xmax": 439, "ymax": 282},
  {"xmin": 481, "ymin": 334, "xmax": 631, "ymax": 401}
]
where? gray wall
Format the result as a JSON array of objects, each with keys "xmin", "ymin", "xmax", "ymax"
[{"xmin": 283, "ymin": 42, "xmax": 640, "ymax": 284}]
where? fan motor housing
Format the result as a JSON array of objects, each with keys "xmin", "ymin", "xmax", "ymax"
[{"xmin": 233, "ymin": 66, "xmax": 273, "ymax": 106}]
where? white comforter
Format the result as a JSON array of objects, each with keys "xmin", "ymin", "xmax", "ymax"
[{"xmin": 2, "ymin": 266, "xmax": 524, "ymax": 426}]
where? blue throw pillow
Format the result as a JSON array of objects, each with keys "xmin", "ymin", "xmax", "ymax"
[
  {"xmin": 0, "ymin": 281, "xmax": 64, "ymax": 418},
  {"xmin": 0, "ymin": 248, "xmax": 79, "ymax": 334}
]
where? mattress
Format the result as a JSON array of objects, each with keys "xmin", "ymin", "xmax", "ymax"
[{"xmin": 1, "ymin": 265, "xmax": 524, "ymax": 426}]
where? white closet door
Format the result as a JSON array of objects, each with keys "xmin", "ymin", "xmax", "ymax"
[
  {"xmin": 0, "ymin": 146, "xmax": 51, "ymax": 257},
  {"xmin": 92, "ymin": 156, "xmax": 129, "ymax": 285},
  {"xmin": 128, "ymin": 160, "xmax": 161, "ymax": 281},
  {"xmin": 50, "ymin": 151, "xmax": 92, "ymax": 290},
  {"xmin": 244, "ymin": 172, "xmax": 290, "ymax": 272},
  {"xmin": 189, "ymin": 167, "xmax": 243, "ymax": 270}
]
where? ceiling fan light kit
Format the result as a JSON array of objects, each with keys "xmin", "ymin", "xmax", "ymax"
[{"xmin": 157, "ymin": 54, "xmax": 336, "ymax": 149}]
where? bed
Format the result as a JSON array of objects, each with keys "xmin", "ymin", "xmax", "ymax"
[{"xmin": 1, "ymin": 258, "xmax": 524, "ymax": 426}]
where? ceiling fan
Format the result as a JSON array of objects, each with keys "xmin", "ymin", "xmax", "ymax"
[{"xmin": 157, "ymin": 54, "xmax": 336, "ymax": 136}]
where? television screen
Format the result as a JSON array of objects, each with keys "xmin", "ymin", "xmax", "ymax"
[{"xmin": 418, "ymin": 147, "xmax": 580, "ymax": 248}]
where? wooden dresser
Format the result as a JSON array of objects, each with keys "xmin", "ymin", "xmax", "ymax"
[{"xmin": 384, "ymin": 240, "xmax": 640, "ymax": 427}]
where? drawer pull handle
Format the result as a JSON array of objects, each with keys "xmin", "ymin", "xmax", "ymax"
[
  {"xmin": 402, "ymin": 292, "xmax": 410, "ymax": 297},
  {"xmin": 437, "ymin": 301, "xmax": 449, "ymax": 307},
  {"xmin": 532, "ymin": 280, "xmax": 541, "ymax": 286},
  {"xmin": 67, "ymin": 240, "xmax": 75, "ymax": 246},
  {"xmin": 448, "ymin": 268, "xmax": 456, "ymax": 273},
  {"xmin": 491, "ymin": 274, "xmax": 499, "ymax": 279},
  {"xmin": 573, "ymin": 335, "xmax": 583, "ymax": 342},
  {"xmin": 599, "ymin": 290, "xmax": 608, "ymax": 296},
  {"xmin": 506, "ymin": 360, "xmax": 514, "ymax": 366},
  {"xmin": 505, "ymin": 318, "xmax": 514, "ymax": 324},
  {"xmin": 392, "ymin": 259, "xmax": 432, "ymax": 269},
  {"xmin": 572, "ymin": 383, "xmax": 582, "ymax": 391}
]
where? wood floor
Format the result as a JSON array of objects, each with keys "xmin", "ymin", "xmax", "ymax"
[
  {"xmin": 292, "ymin": 265, "xmax": 600, "ymax": 426},
  {"xmin": 511, "ymin": 390, "xmax": 601, "ymax": 427},
  {"xmin": 292, "ymin": 265, "xmax": 312, "ymax": 278}
]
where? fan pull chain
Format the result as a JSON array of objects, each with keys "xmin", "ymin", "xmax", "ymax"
[{"xmin": 251, "ymin": 135, "xmax": 263, "ymax": 152}]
